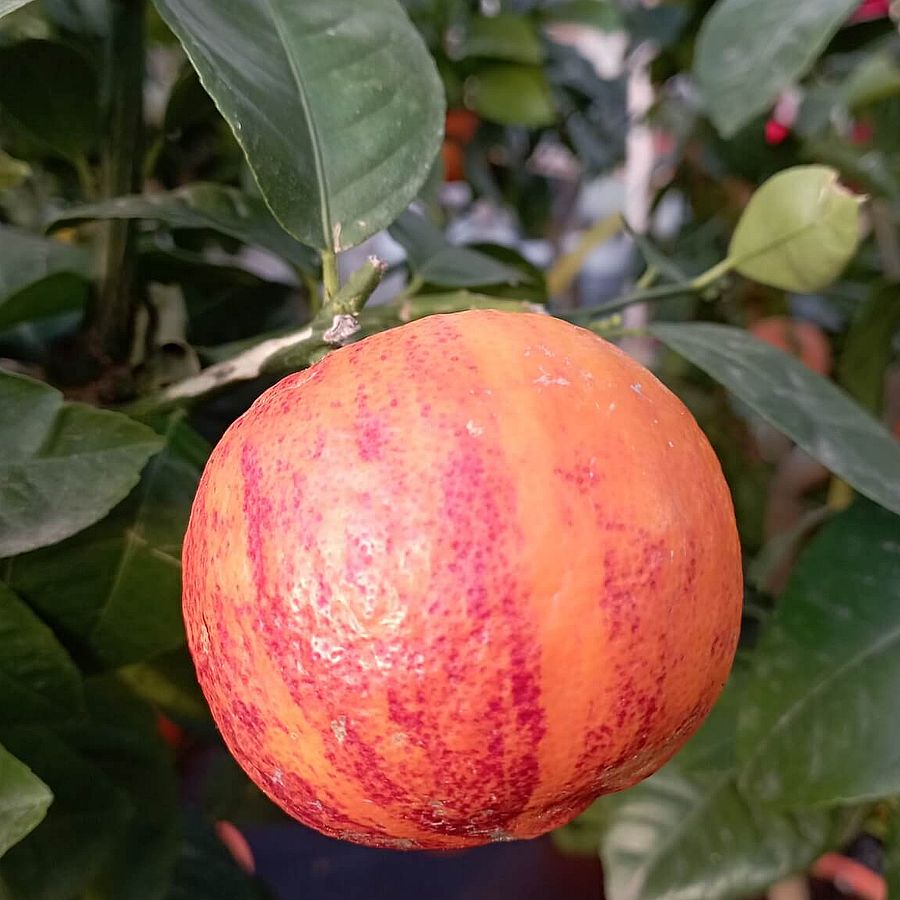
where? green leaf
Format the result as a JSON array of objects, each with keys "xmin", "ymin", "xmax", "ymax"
[
  {"xmin": 0, "ymin": 371, "xmax": 163, "ymax": 558},
  {"xmin": 601, "ymin": 766, "xmax": 838, "ymax": 900},
  {"xmin": 0, "ymin": 151, "xmax": 30, "ymax": 190},
  {"xmin": 887, "ymin": 812, "xmax": 900, "ymax": 899},
  {"xmin": 694, "ymin": 0, "xmax": 858, "ymax": 137},
  {"xmin": 539, "ymin": 0, "xmax": 623, "ymax": 30},
  {"xmin": 0, "ymin": 0, "xmax": 36, "ymax": 21},
  {"xmin": 460, "ymin": 14, "xmax": 543, "ymax": 64},
  {"xmin": 0, "ymin": 583, "xmax": 83, "ymax": 724},
  {"xmin": 465, "ymin": 64, "xmax": 556, "ymax": 127},
  {"xmin": 389, "ymin": 210, "xmax": 525, "ymax": 287},
  {"xmin": 649, "ymin": 323, "xmax": 900, "ymax": 516},
  {"xmin": 153, "ymin": 0, "xmax": 444, "ymax": 251},
  {"xmin": 118, "ymin": 649, "xmax": 210, "ymax": 723},
  {"xmin": 0, "ymin": 727, "xmax": 128, "ymax": 900},
  {"xmin": 843, "ymin": 51, "xmax": 900, "ymax": 110},
  {"xmin": 0, "ymin": 226, "xmax": 91, "ymax": 332},
  {"xmin": 0, "ymin": 679, "xmax": 178, "ymax": 900},
  {"xmin": 51, "ymin": 185, "xmax": 314, "ymax": 269},
  {"xmin": 737, "ymin": 501, "xmax": 900, "ymax": 807},
  {"xmin": 0, "ymin": 40, "xmax": 99, "ymax": 163},
  {"xmin": 727, "ymin": 166, "xmax": 863, "ymax": 292},
  {"xmin": 837, "ymin": 283, "xmax": 900, "ymax": 413},
  {"xmin": 7, "ymin": 419, "xmax": 206, "ymax": 668},
  {"xmin": 0, "ymin": 742, "xmax": 51, "ymax": 859}
]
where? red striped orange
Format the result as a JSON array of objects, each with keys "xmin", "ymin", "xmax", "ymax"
[{"xmin": 183, "ymin": 310, "xmax": 742, "ymax": 849}]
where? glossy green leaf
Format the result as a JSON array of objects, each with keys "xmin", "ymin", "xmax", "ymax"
[
  {"xmin": 0, "ymin": 371, "xmax": 163, "ymax": 558},
  {"xmin": 0, "ymin": 40, "xmax": 99, "ymax": 162},
  {"xmin": 153, "ymin": 0, "xmax": 444, "ymax": 251},
  {"xmin": 738, "ymin": 501, "xmax": 900, "ymax": 807},
  {"xmin": 0, "ymin": 583, "xmax": 83, "ymax": 724},
  {"xmin": 460, "ymin": 15, "xmax": 543, "ymax": 64},
  {"xmin": 389, "ymin": 210, "xmax": 524, "ymax": 287},
  {"xmin": 0, "ymin": 227, "xmax": 90, "ymax": 332},
  {"xmin": 599, "ymin": 674, "xmax": 846, "ymax": 900},
  {"xmin": 0, "ymin": 151, "xmax": 30, "ymax": 190},
  {"xmin": 837, "ymin": 283, "xmax": 900, "ymax": 413},
  {"xmin": 0, "ymin": 742, "xmax": 51, "ymax": 859},
  {"xmin": 727, "ymin": 166, "xmax": 863, "ymax": 292},
  {"xmin": 52, "ymin": 185, "xmax": 314, "ymax": 269},
  {"xmin": 601, "ymin": 766, "xmax": 838, "ymax": 900},
  {"xmin": 0, "ymin": 0, "xmax": 35, "ymax": 21},
  {"xmin": 650, "ymin": 323, "xmax": 900, "ymax": 516},
  {"xmin": 465, "ymin": 64, "xmax": 556, "ymax": 127},
  {"xmin": 694, "ymin": 0, "xmax": 858, "ymax": 137},
  {"xmin": 7, "ymin": 419, "xmax": 206, "ymax": 668}
]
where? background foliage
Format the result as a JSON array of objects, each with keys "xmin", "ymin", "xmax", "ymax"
[{"xmin": 0, "ymin": 0, "xmax": 899, "ymax": 898}]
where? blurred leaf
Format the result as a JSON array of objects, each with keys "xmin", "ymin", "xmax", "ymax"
[
  {"xmin": 76, "ymin": 677, "xmax": 179, "ymax": 900},
  {"xmin": 0, "ymin": 371, "xmax": 163, "ymax": 558},
  {"xmin": 162, "ymin": 65, "xmax": 218, "ymax": 134},
  {"xmin": 0, "ymin": 226, "xmax": 91, "ymax": 332},
  {"xmin": 539, "ymin": 0, "xmax": 622, "ymax": 30},
  {"xmin": 167, "ymin": 814, "xmax": 266, "ymax": 900},
  {"xmin": 118, "ymin": 649, "xmax": 210, "ymax": 722},
  {"xmin": 727, "ymin": 166, "xmax": 863, "ymax": 292},
  {"xmin": 0, "ymin": 0, "xmax": 35, "ymax": 21},
  {"xmin": 804, "ymin": 136, "xmax": 900, "ymax": 200},
  {"xmin": 7, "ymin": 419, "xmax": 206, "ymax": 668},
  {"xmin": 465, "ymin": 64, "xmax": 555, "ymax": 127},
  {"xmin": 41, "ymin": 0, "xmax": 110, "ymax": 37},
  {"xmin": 153, "ymin": 0, "xmax": 444, "ymax": 251},
  {"xmin": 0, "ymin": 742, "xmax": 51, "ymax": 859},
  {"xmin": 0, "ymin": 727, "xmax": 128, "ymax": 900},
  {"xmin": 52, "ymin": 185, "xmax": 314, "ymax": 269},
  {"xmin": 0, "ymin": 679, "xmax": 178, "ymax": 900},
  {"xmin": 601, "ymin": 766, "xmax": 839, "ymax": 900},
  {"xmin": 201, "ymin": 750, "xmax": 284, "ymax": 827},
  {"xmin": 0, "ymin": 151, "xmax": 29, "ymax": 190},
  {"xmin": 0, "ymin": 583, "xmax": 83, "ymax": 724},
  {"xmin": 887, "ymin": 812, "xmax": 900, "ymax": 898},
  {"xmin": 838, "ymin": 282, "xmax": 900, "ymax": 412},
  {"xmin": 737, "ymin": 501, "xmax": 900, "ymax": 807},
  {"xmin": 598, "ymin": 671, "xmax": 844, "ymax": 900},
  {"xmin": 460, "ymin": 14, "xmax": 543, "ymax": 64},
  {"xmin": 466, "ymin": 243, "xmax": 548, "ymax": 302},
  {"xmin": 844, "ymin": 50, "xmax": 900, "ymax": 109},
  {"xmin": 650, "ymin": 323, "xmax": 900, "ymax": 516},
  {"xmin": 695, "ymin": 0, "xmax": 858, "ymax": 138},
  {"xmin": 547, "ymin": 213, "xmax": 621, "ymax": 296},
  {"xmin": 389, "ymin": 210, "xmax": 524, "ymax": 287},
  {"xmin": 0, "ymin": 39, "xmax": 98, "ymax": 162}
]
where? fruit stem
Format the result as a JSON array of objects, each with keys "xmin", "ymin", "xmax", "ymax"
[{"xmin": 321, "ymin": 249, "xmax": 341, "ymax": 302}]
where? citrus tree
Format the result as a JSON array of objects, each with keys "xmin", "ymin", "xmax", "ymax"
[{"xmin": 0, "ymin": 0, "xmax": 899, "ymax": 898}]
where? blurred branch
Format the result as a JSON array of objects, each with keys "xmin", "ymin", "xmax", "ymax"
[{"xmin": 85, "ymin": 0, "xmax": 146, "ymax": 363}]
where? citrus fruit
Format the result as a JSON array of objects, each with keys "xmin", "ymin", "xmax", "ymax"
[
  {"xmin": 183, "ymin": 310, "xmax": 742, "ymax": 849},
  {"xmin": 748, "ymin": 316, "xmax": 832, "ymax": 375}
]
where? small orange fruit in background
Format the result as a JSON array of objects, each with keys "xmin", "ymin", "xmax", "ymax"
[
  {"xmin": 748, "ymin": 316, "xmax": 833, "ymax": 375},
  {"xmin": 183, "ymin": 310, "xmax": 742, "ymax": 849},
  {"xmin": 441, "ymin": 108, "xmax": 479, "ymax": 182}
]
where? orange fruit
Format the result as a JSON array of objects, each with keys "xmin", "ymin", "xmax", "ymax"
[
  {"xmin": 441, "ymin": 140, "xmax": 465, "ymax": 183},
  {"xmin": 748, "ymin": 316, "xmax": 832, "ymax": 376},
  {"xmin": 444, "ymin": 108, "xmax": 480, "ymax": 145},
  {"xmin": 183, "ymin": 310, "xmax": 742, "ymax": 850}
]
